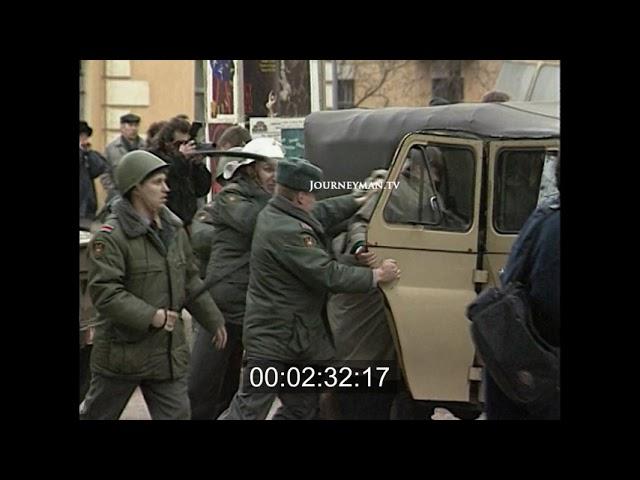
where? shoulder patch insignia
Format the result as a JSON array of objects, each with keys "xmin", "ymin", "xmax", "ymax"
[
  {"xmin": 302, "ymin": 234, "xmax": 316, "ymax": 248},
  {"xmin": 99, "ymin": 224, "xmax": 114, "ymax": 234},
  {"xmin": 299, "ymin": 221, "xmax": 313, "ymax": 231},
  {"xmin": 93, "ymin": 241, "xmax": 106, "ymax": 257}
]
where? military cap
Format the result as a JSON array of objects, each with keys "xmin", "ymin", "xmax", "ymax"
[
  {"xmin": 276, "ymin": 157, "xmax": 323, "ymax": 192},
  {"xmin": 79, "ymin": 120, "xmax": 93, "ymax": 136},
  {"xmin": 120, "ymin": 113, "xmax": 141, "ymax": 124}
]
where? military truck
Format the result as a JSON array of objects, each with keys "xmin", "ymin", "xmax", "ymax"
[
  {"xmin": 494, "ymin": 60, "xmax": 559, "ymax": 102},
  {"xmin": 305, "ymin": 101, "xmax": 559, "ymax": 417}
]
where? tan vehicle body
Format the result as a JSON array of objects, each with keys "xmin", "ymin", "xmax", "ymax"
[{"xmin": 305, "ymin": 101, "xmax": 559, "ymax": 411}]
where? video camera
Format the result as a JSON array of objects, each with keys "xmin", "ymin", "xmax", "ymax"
[{"xmin": 188, "ymin": 121, "xmax": 216, "ymax": 153}]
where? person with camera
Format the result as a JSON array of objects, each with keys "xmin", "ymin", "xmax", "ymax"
[{"xmin": 148, "ymin": 116, "xmax": 212, "ymax": 229}]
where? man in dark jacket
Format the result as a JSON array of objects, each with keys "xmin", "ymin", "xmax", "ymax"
[
  {"xmin": 189, "ymin": 152, "xmax": 243, "ymax": 278},
  {"xmin": 79, "ymin": 121, "xmax": 110, "ymax": 228},
  {"xmin": 148, "ymin": 117, "xmax": 212, "ymax": 228},
  {"xmin": 219, "ymin": 158, "xmax": 401, "ymax": 420},
  {"xmin": 326, "ymin": 171, "xmax": 399, "ymax": 419},
  {"xmin": 485, "ymin": 157, "xmax": 560, "ymax": 420}
]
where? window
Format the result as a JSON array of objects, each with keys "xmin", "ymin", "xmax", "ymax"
[
  {"xmin": 530, "ymin": 65, "xmax": 560, "ymax": 102},
  {"xmin": 338, "ymin": 79, "xmax": 354, "ymax": 109},
  {"xmin": 431, "ymin": 77, "xmax": 464, "ymax": 104},
  {"xmin": 384, "ymin": 144, "xmax": 474, "ymax": 232},
  {"xmin": 494, "ymin": 61, "xmax": 537, "ymax": 101},
  {"xmin": 493, "ymin": 149, "xmax": 545, "ymax": 233}
]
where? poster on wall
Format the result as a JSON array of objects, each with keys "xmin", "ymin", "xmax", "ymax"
[
  {"xmin": 249, "ymin": 117, "xmax": 304, "ymax": 139},
  {"xmin": 209, "ymin": 60, "xmax": 235, "ymax": 116},
  {"xmin": 243, "ymin": 60, "xmax": 311, "ymax": 118},
  {"xmin": 249, "ymin": 118, "xmax": 305, "ymax": 159}
]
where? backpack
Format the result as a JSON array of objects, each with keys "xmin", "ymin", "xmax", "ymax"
[{"xmin": 466, "ymin": 205, "xmax": 559, "ymax": 413}]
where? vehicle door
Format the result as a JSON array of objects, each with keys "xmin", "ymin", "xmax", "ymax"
[
  {"xmin": 484, "ymin": 140, "xmax": 560, "ymax": 290},
  {"xmin": 367, "ymin": 133, "xmax": 482, "ymax": 402}
]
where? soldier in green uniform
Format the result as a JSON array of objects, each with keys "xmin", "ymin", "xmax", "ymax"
[
  {"xmin": 80, "ymin": 150, "xmax": 227, "ymax": 420},
  {"xmin": 219, "ymin": 158, "xmax": 401, "ymax": 420},
  {"xmin": 189, "ymin": 150, "xmax": 241, "ymax": 279},
  {"xmin": 189, "ymin": 138, "xmax": 283, "ymax": 420}
]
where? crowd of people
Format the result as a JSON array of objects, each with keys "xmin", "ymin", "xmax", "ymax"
[{"xmin": 79, "ymin": 94, "xmax": 559, "ymax": 420}]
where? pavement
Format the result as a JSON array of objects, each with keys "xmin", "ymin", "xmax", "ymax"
[
  {"xmin": 118, "ymin": 387, "xmax": 485, "ymax": 420},
  {"xmin": 115, "ymin": 310, "xmax": 486, "ymax": 420}
]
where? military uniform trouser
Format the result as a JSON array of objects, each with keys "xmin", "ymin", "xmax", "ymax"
[
  {"xmin": 218, "ymin": 358, "xmax": 319, "ymax": 420},
  {"xmin": 188, "ymin": 322, "xmax": 243, "ymax": 420},
  {"xmin": 79, "ymin": 373, "xmax": 190, "ymax": 420},
  {"xmin": 79, "ymin": 346, "xmax": 92, "ymax": 404}
]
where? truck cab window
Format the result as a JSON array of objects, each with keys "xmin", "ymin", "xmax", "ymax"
[
  {"xmin": 384, "ymin": 143, "xmax": 474, "ymax": 232},
  {"xmin": 494, "ymin": 149, "xmax": 545, "ymax": 233}
]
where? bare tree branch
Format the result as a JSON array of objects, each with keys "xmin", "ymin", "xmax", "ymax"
[{"xmin": 353, "ymin": 60, "xmax": 411, "ymax": 107}]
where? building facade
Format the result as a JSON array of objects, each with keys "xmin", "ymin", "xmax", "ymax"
[
  {"xmin": 80, "ymin": 60, "xmax": 201, "ymax": 152},
  {"xmin": 336, "ymin": 60, "xmax": 504, "ymax": 109}
]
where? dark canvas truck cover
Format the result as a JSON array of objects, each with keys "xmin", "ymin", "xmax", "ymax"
[{"xmin": 303, "ymin": 102, "xmax": 560, "ymax": 199}]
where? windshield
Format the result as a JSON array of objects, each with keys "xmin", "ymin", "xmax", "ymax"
[
  {"xmin": 494, "ymin": 61, "xmax": 537, "ymax": 101},
  {"xmin": 530, "ymin": 65, "xmax": 560, "ymax": 102}
]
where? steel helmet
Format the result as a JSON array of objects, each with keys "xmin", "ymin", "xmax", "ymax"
[{"xmin": 115, "ymin": 150, "xmax": 168, "ymax": 195}]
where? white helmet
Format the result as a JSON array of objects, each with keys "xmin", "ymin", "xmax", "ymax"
[
  {"xmin": 242, "ymin": 137, "xmax": 285, "ymax": 159},
  {"xmin": 223, "ymin": 138, "xmax": 285, "ymax": 180}
]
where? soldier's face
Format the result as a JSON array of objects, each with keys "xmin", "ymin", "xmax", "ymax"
[
  {"xmin": 134, "ymin": 172, "xmax": 170, "ymax": 212},
  {"xmin": 296, "ymin": 191, "xmax": 316, "ymax": 213},
  {"xmin": 256, "ymin": 159, "xmax": 277, "ymax": 193},
  {"xmin": 121, "ymin": 122, "xmax": 139, "ymax": 140}
]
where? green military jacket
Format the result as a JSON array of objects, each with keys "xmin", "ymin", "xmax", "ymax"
[
  {"xmin": 205, "ymin": 176, "xmax": 272, "ymax": 324},
  {"xmin": 243, "ymin": 193, "xmax": 374, "ymax": 364},
  {"xmin": 88, "ymin": 199, "xmax": 225, "ymax": 381},
  {"xmin": 190, "ymin": 201, "xmax": 216, "ymax": 279}
]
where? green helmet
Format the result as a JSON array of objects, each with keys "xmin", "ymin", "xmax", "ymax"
[{"xmin": 116, "ymin": 150, "xmax": 168, "ymax": 195}]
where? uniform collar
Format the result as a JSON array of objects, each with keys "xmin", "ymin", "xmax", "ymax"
[
  {"xmin": 270, "ymin": 194, "xmax": 324, "ymax": 236},
  {"xmin": 113, "ymin": 199, "xmax": 183, "ymax": 239}
]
